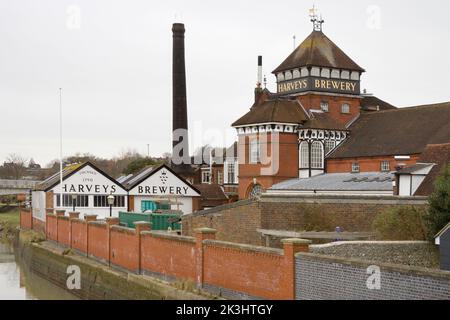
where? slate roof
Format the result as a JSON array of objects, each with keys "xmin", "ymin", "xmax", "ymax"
[
  {"xmin": 272, "ymin": 30, "xmax": 365, "ymax": 74},
  {"xmin": 414, "ymin": 143, "xmax": 450, "ymax": 196},
  {"xmin": 361, "ymin": 95, "xmax": 397, "ymax": 111},
  {"xmin": 329, "ymin": 102, "xmax": 450, "ymax": 159},
  {"xmin": 232, "ymin": 98, "xmax": 309, "ymax": 127},
  {"xmin": 270, "ymin": 172, "xmax": 393, "ymax": 192},
  {"xmin": 301, "ymin": 111, "xmax": 348, "ymax": 130}
]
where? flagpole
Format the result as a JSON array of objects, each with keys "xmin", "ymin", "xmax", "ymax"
[{"xmin": 59, "ymin": 88, "xmax": 63, "ymax": 206}]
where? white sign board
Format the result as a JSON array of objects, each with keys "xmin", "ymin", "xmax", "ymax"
[
  {"xmin": 51, "ymin": 164, "xmax": 127, "ymax": 195},
  {"xmin": 128, "ymin": 167, "xmax": 200, "ymax": 197}
]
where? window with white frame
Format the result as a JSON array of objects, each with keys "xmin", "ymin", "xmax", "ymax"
[
  {"xmin": 250, "ymin": 139, "xmax": 260, "ymax": 164},
  {"xmin": 311, "ymin": 142, "xmax": 323, "ymax": 169},
  {"xmin": 300, "ymin": 142, "xmax": 309, "ymax": 168},
  {"xmin": 93, "ymin": 195, "xmax": 126, "ymax": 207},
  {"xmin": 381, "ymin": 160, "xmax": 390, "ymax": 172},
  {"xmin": 56, "ymin": 194, "xmax": 89, "ymax": 207},
  {"xmin": 324, "ymin": 140, "xmax": 335, "ymax": 155},
  {"xmin": 341, "ymin": 103, "xmax": 350, "ymax": 114},
  {"xmin": 201, "ymin": 170, "xmax": 211, "ymax": 184},
  {"xmin": 320, "ymin": 101, "xmax": 329, "ymax": 112},
  {"xmin": 217, "ymin": 171, "xmax": 223, "ymax": 185},
  {"xmin": 227, "ymin": 162, "xmax": 236, "ymax": 184},
  {"xmin": 352, "ymin": 162, "xmax": 360, "ymax": 173}
]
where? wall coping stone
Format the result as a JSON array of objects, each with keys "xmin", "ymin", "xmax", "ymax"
[
  {"xmin": 142, "ymin": 231, "xmax": 196, "ymax": 243},
  {"xmin": 57, "ymin": 216, "xmax": 70, "ymax": 221},
  {"xmin": 310, "ymin": 240, "xmax": 429, "ymax": 249},
  {"xmin": 281, "ymin": 238, "xmax": 312, "ymax": 245},
  {"xmin": 110, "ymin": 225, "xmax": 136, "ymax": 234},
  {"xmin": 204, "ymin": 239, "xmax": 283, "ymax": 256},
  {"xmin": 194, "ymin": 228, "xmax": 217, "ymax": 234},
  {"xmin": 88, "ymin": 221, "xmax": 107, "ymax": 227},
  {"xmin": 296, "ymin": 252, "xmax": 450, "ymax": 280}
]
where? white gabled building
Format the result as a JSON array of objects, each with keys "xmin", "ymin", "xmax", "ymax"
[
  {"xmin": 121, "ymin": 164, "xmax": 201, "ymax": 215},
  {"xmin": 32, "ymin": 162, "xmax": 128, "ymax": 221}
]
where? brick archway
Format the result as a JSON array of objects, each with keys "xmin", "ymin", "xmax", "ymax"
[{"xmin": 245, "ymin": 183, "xmax": 263, "ymax": 199}]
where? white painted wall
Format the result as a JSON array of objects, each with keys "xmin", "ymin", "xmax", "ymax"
[{"xmin": 31, "ymin": 190, "xmax": 46, "ymax": 221}]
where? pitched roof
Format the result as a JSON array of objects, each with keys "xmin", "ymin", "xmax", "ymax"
[
  {"xmin": 361, "ymin": 95, "xmax": 397, "ymax": 111},
  {"xmin": 35, "ymin": 163, "xmax": 83, "ymax": 191},
  {"xmin": 270, "ymin": 172, "xmax": 393, "ymax": 192},
  {"xmin": 120, "ymin": 163, "xmax": 201, "ymax": 195},
  {"xmin": 272, "ymin": 30, "xmax": 365, "ymax": 74},
  {"xmin": 301, "ymin": 111, "xmax": 348, "ymax": 130},
  {"xmin": 232, "ymin": 98, "xmax": 309, "ymax": 127},
  {"xmin": 193, "ymin": 184, "xmax": 228, "ymax": 201},
  {"xmin": 329, "ymin": 102, "xmax": 450, "ymax": 159},
  {"xmin": 414, "ymin": 143, "xmax": 450, "ymax": 196}
]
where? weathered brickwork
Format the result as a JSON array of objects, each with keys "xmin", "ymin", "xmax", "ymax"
[
  {"xmin": 296, "ymin": 253, "xmax": 450, "ymax": 300},
  {"xmin": 183, "ymin": 199, "xmax": 264, "ymax": 245},
  {"xmin": 183, "ymin": 195, "xmax": 427, "ymax": 247}
]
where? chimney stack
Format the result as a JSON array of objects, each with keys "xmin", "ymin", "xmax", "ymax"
[
  {"xmin": 171, "ymin": 23, "xmax": 190, "ymax": 171},
  {"xmin": 255, "ymin": 55, "xmax": 263, "ymax": 103}
]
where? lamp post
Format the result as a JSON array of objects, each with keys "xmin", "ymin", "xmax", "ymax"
[
  {"xmin": 107, "ymin": 194, "xmax": 115, "ymax": 217},
  {"xmin": 71, "ymin": 194, "xmax": 77, "ymax": 212}
]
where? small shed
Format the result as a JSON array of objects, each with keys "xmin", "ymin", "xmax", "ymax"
[{"xmin": 435, "ymin": 222, "xmax": 450, "ymax": 271}]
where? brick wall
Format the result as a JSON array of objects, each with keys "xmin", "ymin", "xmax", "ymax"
[
  {"xmin": 140, "ymin": 232, "xmax": 196, "ymax": 281},
  {"xmin": 110, "ymin": 226, "xmax": 140, "ymax": 273},
  {"xmin": 327, "ymin": 154, "xmax": 420, "ymax": 173},
  {"xmin": 182, "ymin": 199, "xmax": 264, "ymax": 245},
  {"xmin": 20, "ymin": 208, "xmax": 32, "ymax": 230},
  {"xmin": 71, "ymin": 219, "xmax": 87, "ymax": 253},
  {"xmin": 87, "ymin": 222, "xmax": 108, "ymax": 262},
  {"xmin": 183, "ymin": 195, "xmax": 428, "ymax": 247},
  {"xmin": 296, "ymin": 253, "xmax": 450, "ymax": 300},
  {"xmin": 46, "ymin": 214, "xmax": 57, "ymax": 241},
  {"xmin": 57, "ymin": 216, "xmax": 70, "ymax": 246}
]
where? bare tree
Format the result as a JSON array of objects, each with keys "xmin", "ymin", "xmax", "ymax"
[{"xmin": 4, "ymin": 153, "xmax": 27, "ymax": 179}]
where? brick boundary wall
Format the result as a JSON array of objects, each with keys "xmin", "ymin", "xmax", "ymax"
[
  {"xmin": 18, "ymin": 208, "xmax": 308, "ymax": 300},
  {"xmin": 183, "ymin": 195, "xmax": 428, "ymax": 247},
  {"xmin": 295, "ymin": 253, "xmax": 450, "ymax": 300}
]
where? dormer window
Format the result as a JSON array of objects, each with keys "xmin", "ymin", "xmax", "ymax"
[{"xmin": 320, "ymin": 101, "xmax": 329, "ymax": 112}]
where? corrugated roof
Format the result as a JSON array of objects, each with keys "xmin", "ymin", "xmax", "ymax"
[
  {"xmin": 270, "ymin": 172, "xmax": 393, "ymax": 191},
  {"xmin": 272, "ymin": 30, "xmax": 365, "ymax": 74}
]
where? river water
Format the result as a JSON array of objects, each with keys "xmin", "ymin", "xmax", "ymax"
[{"xmin": 0, "ymin": 242, "xmax": 78, "ymax": 300}]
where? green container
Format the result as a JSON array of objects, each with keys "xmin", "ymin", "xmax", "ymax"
[{"xmin": 119, "ymin": 211, "xmax": 181, "ymax": 231}]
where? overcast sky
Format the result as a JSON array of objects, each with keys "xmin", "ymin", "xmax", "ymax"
[{"xmin": 1, "ymin": 0, "xmax": 449, "ymax": 166}]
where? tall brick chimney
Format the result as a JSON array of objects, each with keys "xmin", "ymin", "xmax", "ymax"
[{"xmin": 171, "ymin": 23, "xmax": 192, "ymax": 174}]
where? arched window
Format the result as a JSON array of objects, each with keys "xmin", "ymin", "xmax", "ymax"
[
  {"xmin": 300, "ymin": 142, "xmax": 309, "ymax": 169},
  {"xmin": 248, "ymin": 184, "xmax": 263, "ymax": 199},
  {"xmin": 311, "ymin": 142, "xmax": 323, "ymax": 169}
]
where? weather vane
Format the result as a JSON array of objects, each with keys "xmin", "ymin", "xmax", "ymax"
[{"xmin": 309, "ymin": 5, "xmax": 324, "ymax": 31}]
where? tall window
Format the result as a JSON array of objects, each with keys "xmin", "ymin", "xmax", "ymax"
[
  {"xmin": 352, "ymin": 162, "xmax": 360, "ymax": 173},
  {"xmin": 324, "ymin": 140, "xmax": 335, "ymax": 155},
  {"xmin": 227, "ymin": 162, "xmax": 236, "ymax": 184},
  {"xmin": 217, "ymin": 171, "xmax": 223, "ymax": 185},
  {"xmin": 300, "ymin": 142, "xmax": 309, "ymax": 168},
  {"xmin": 341, "ymin": 103, "xmax": 350, "ymax": 114},
  {"xmin": 381, "ymin": 160, "xmax": 390, "ymax": 172},
  {"xmin": 250, "ymin": 139, "xmax": 260, "ymax": 164},
  {"xmin": 311, "ymin": 142, "xmax": 323, "ymax": 169},
  {"xmin": 93, "ymin": 195, "xmax": 125, "ymax": 207},
  {"xmin": 201, "ymin": 170, "xmax": 211, "ymax": 184},
  {"xmin": 56, "ymin": 194, "xmax": 89, "ymax": 207},
  {"xmin": 320, "ymin": 101, "xmax": 329, "ymax": 112}
]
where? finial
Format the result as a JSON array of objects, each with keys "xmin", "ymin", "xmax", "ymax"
[{"xmin": 309, "ymin": 5, "xmax": 324, "ymax": 31}]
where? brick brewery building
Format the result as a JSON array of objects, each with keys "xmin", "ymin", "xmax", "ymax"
[{"xmin": 231, "ymin": 16, "xmax": 450, "ymax": 199}]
